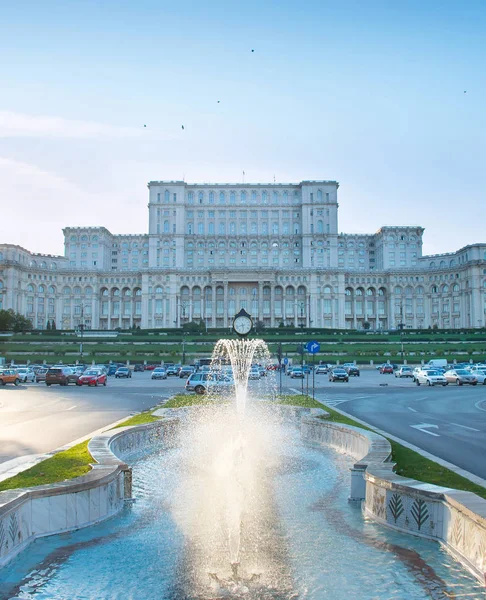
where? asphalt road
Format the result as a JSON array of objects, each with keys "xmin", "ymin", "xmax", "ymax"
[
  {"xmin": 302, "ymin": 369, "xmax": 486, "ymax": 481},
  {"xmin": 0, "ymin": 373, "xmax": 186, "ymax": 464},
  {"xmin": 1, "ymin": 369, "xmax": 485, "ymax": 483}
]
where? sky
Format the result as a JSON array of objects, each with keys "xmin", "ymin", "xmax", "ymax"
[{"xmin": 0, "ymin": 0, "xmax": 485, "ymax": 257}]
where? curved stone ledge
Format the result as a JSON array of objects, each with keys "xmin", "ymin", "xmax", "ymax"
[
  {"xmin": 300, "ymin": 414, "xmax": 486, "ymax": 585},
  {"xmin": 0, "ymin": 417, "xmax": 178, "ymax": 569}
]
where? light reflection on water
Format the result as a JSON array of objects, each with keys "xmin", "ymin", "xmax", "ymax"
[{"xmin": 0, "ymin": 414, "xmax": 484, "ymax": 600}]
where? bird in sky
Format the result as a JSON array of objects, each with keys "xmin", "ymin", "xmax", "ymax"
[
  {"xmin": 464, "ymin": 91, "xmax": 467, "ymax": 93},
  {"xmin": 143, "ymin": 124, "xmax": 146, "ymax": 127},
  {"xmin": 251, "ymin": 49, "xmax": 254, "ymax": 52},
  {"xmin": 182, "ymin": 125, "xmax": 184, "ymax": 130},
  {"xmin": 217, "ymin": 100, "xmax": 220, "ymax": 103}
]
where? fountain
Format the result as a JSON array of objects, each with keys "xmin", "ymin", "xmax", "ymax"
[{"xmin": 0, "ymin": 313, "xmax": 484, "ymax": 598}]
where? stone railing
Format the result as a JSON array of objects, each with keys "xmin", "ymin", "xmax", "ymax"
[
  {"xmin": 0, "ymin": 418, "xmax": 178, "ymax": 568},
  {"xmin": 301, "ymin": 414, "xmax": 486, "ymax": 586}
]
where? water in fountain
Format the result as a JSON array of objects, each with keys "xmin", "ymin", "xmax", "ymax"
[{"xmin": 212, "ymin": 338, "xmax": 271, "ymax": 416}]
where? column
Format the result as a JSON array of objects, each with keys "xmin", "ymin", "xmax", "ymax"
[
  {"xmin": 270, "ymin": 286, "xmax": 275, "ymax": 327},
  {"xmin": 258, "ymin": 282, "xmax": 264, "ymax": 320},
  {"xmin": 223, "ymin": 282, "xmax": 228, "ymax": 327}
]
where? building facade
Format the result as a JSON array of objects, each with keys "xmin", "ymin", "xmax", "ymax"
[{"xmin": 0, "ymin": 180, "xmax": 485, "ymax": 330}]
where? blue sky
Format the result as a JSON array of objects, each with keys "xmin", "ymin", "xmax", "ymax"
[{"xmin": 0, "ymin": 0, "xmax": 484, "ymax": 255}]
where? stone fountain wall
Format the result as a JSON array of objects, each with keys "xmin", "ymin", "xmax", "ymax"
[
  {"xmin": 0, "ymin": 418, "xmax": 178, "ymax": 569},
  {"xmin": 300, "ymin": 413, "xmax": 486, "ymax": 586}
]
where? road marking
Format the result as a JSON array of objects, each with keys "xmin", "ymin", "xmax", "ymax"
[
  {"xmin": 65, "ymin": 405, "xmax": 77, "ymax": 411},
  {"xmin": 408, "ymin": 407, "xmax": 417, "ymax": 413},
  {"xmin": 450, "ymin": 422, "xmax": 481, "ymax": 432},
  {"xmin": 410, "ymin": 423, "xmax": 440, "ymax": 437},
  {"xmin": 475, "ymin": 400, "xmax": 486, "ymax": 413}
]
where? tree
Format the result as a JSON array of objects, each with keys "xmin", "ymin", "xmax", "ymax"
[
  {"xmin": 0, "ymin": 309, "xmax": 32, "ymax": 332},
  {"xmin": 254, "ymin": 320, "xmax": 265, "ymax": 334},
  {"xmin": 362, "ymin": 321, "xmax": 371, "ymax": 330},
  {"xmin": 52, "ymin": 320, "xmax": 57, "ymax": 330},
  {"xmin": 46, "ymin": 320, "xmax": 51, "ymax": 330}
]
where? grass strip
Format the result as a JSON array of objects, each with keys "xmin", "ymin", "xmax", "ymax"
[
  {"xmin": 0, "ymin": 407, "xmax": 165, "ymax": 492},
  {"xmin": 0, "ymin": 441, "xmax": 92, "ymax": 492},
  {"xmin": 164, "ymin": 393, "xmax": 224, "ymax": 408},
  {"xmin": 278, "ymin": 395, "xmax": 486, "ymax": 501}
]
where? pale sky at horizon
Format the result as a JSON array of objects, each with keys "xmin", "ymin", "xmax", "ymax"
[{"xmin": 1, "ymin": 0, "xmax": 485, "ymax": 257}]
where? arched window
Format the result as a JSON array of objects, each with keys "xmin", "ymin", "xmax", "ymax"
[
  {"xmin": 165, "ymin": 190, "xmax": 170, "ymax": 202},
  {"xmin": 356, "ymin": 288, "xmax": 364, "ymax": 296},
  {"xmin": 85, "ymin": 287, "xmax": 93, "ymax": 295},
  {"xmin": 101, "ymin": 288, "xmax": 109, "ymax": 297},
  {"xmin": 297, "ymin": 286, "xmax": 306, "ymax": 296},
  {"xmin": 345, "ymin": 288, "xmax": 352, "ymax": 296},
  {"xmin": 187, "ymin": 223, "xmax": 193, "ymax": 234},
  {"xmin": 262, "ymin": 191, "xmax": 267, "ymax": 204},
  {"xmin": 48, "ymin": 285, "xmax": 56, "ymax": 294},
  {"xmin": 164, "ymin": 220, "xmax": 169, "ymax": 233},
  {"xmin": 230, "ymin": 191, "xmax": 236, "ymax": 204},
  {"xmin": 240, "ymin": 191, "xmax": 246, "ymax": 204},
  {"xmin": 452, "ymin": 284, "xmax": 460, "ymax": 292},
  {"xmin": 74, "ymin": 286, "xmax": 81, "ymax": 295},
  {"xmin": 27, "ymin": 284, "xmax": 34, "ymax": 293},
  {"xmin": 324, "ymin": 286, "xmax": 332, "ymax": 294},
  {"xmin": 209, "ymin": 191, "xmax": 215, "ymax": 204},
  {"xmin": 198, "ymin": 191, "xmax": 204, "ymax": 204},
  {"xmin": 38, "ymin": 285, "xmax": 45, "ymax": 293},
  {"xmin": 442, "ymin": 284, "xmax": 449, "ymax": 293},
  {"xmin": 317, "ymin": 220, "xmax": 323, "ymax": 233},
  {"xmin": 208, "ymin": 222, "xmax": 215, "ymax": 234},
  {"xmin": 394, "ymin": 286, "xmax": 402, "ymax": 295},
  {"xmin": 317, "ymin": 189, "xmax": 322, "ymax": 201},
  {"xmin": 416, "ymin": 286, "xmax": 424, "ymax": 294},
  {"xmin": 188, "ymin": 191, "xmax": 194, "ymax": 204},
  {"xmin": 155, "ymin": 286, "xmax": 163, "ymax": 294},
  {"xmin": 430, "ymin": 261, "xmax": 436, "ymax": 268},
  {"xmin": 366, "ymin": 288, "xmax": 374, "ymax": 296},
  {"xmin": 219, "ymin": 191, "xmax": 225, "ymax": 204},
  {"xmin": 112, "ymin": 288, "xmax": 120, "ymax": 296},
  {"xmin": 81, "ymin": 235, "xmax": 88, "ymax": 242},
  {"xmin": 431, "ymin": 285, "xmax": 438, "ymax": 294},
  {"xmin": 63, "ymin": 286, "xmax": 71, "ymax": 295},
  {"xmin": 135, "ymin": 288, "xmax": 142, "ymax": 296}
]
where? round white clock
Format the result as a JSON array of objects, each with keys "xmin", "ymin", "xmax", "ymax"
[{"xmin": 233, "ymin": 314, "xmax": 253, "ymax": 336}]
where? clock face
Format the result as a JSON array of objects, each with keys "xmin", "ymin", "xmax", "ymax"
[{"xmin": 233, "ymin": 315, "xmax": 252, "ymax": 336}]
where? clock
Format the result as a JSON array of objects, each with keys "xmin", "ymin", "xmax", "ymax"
[{"xmin": 233, "ymin": 309, "xmax": 253, "ymax": 337}]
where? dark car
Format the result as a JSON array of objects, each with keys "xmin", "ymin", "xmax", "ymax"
[
  {"xmin": 107, "ymin": 364, "xmax": 119, "ymax": 376},
  {"xmin": 134, "ymin": 364, "xmax": 145, "ymax": 372},
  {"xmin": 45, "ymin": 367, "xmax": 79, "ymax": 386},
  {"xmin": 380, "ymin": 364, "xmax": 394, "ymax": 374},
  {"xmin": 345, "ymin": 365, "xmax": 360, "ymax": 377},
  {"xmin": 115, "ymin": 367, "xmax": 132, "ymax": 378},
  {"xmin": 329, "ymin": 368, "xmax": 349, "ymax": 382},
  {"xmin": 179, "ymin": 366, "xmax": 195, "ymax": 378}
]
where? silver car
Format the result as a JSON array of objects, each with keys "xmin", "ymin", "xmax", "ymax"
[
  {"xmin": 415, "ymin": 369, "xmax": 448, "ymax": 386},
  {"xmin": 15, "ymin": 368, "xmax": 35, "ymax": 383},
  {"xmin": 444, "ymin": 369, "xmax": 478, "ymax": 386},
  {"xmin": 185, "ymin": 372, "xmax": 234, "ymax": 395},
  {"xmin": 395, "ymin": 366, "xmax": 414, "ymax": 378}
]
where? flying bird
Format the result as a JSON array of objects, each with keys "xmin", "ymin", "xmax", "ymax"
[
  {"xmin": 251, "ymin": 49, "xmax": 254, "ymax": 52},
  {"xmin": 182, "ymin": 125, "xmax": 184, "ymax": 130},
  {"xmin": 464, "ymin": 91, "xmax": 467, "ymax": 93},
  {"xmin": 217, "ymin": 100, "xmax": 220, "ymax": 103},
  {"xmin": 144, "ymin": 124, "xmax": 146, "ymax": 127}
]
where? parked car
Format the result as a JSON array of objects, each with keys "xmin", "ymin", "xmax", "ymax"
[
  {"xmin": 344, "ymin": 365, "xmax": 360, "ymax": 377},
  {"xmin": 35, "ymin": 368, "xmax": 49, "ymax": 383},
  {"xmin": 0, "ymin": 369, "xmax": 20, "ymax": 386},
  {"xmin": 379, "ymin": 364, "xmax": 394, "ymax": 374},
  {"xmin": 444, "ymin": 369, "xmax": 478, "ymax": 386},
  {"xmin": 315, "ymin": 365, "xmax": 329, "ymax": 374},
  {"xmin": 107, "ymin": 364, "xmax": 119, "ymax": 376},
  {"xmin": 302, "ymin": 365, "xmax": 312, "ymax": 375},
  {"xmin": 134, "ymin": 364, "xmax": 145, "ymax": 372},
  {"xmin": 45, "ymin": 367, "xmax": 79, "ymax": 386},
  {"xmin": 16, "ymin": 368, "xmax": 35, "ymax": 383},
  {"xmin": 77, "ymin": 369, "xmax": 107, "ymax": 386},
  {"xmin": 289, "ymin": 368, "xmax": 304, "ymax": 379},
  {"xmin": 115, "ymin": 367, "xmax": 132, "ymax": 378},
  {"xmin": 179, "ymin": 366, "xmax": 195, "ymax": 378},
  {"xmin": 329, "ymin": 368, "xmax": 349, "ymax": 382},
  {"xmin": 166, "ymin": 365, "xmax": 179, "ymax": 377},
  {"xmin": 144, "ymin": 364, "xmax": 156, "ymax": 371},
  {"xmin": 185, "ymin": 372, "xmax": 234, "ymax": 395},
  {"xmin": 249, "ymin": 367, "xmax": 261, "ymax": 380},
  {"xmin": 395, "ymin": 366, "xmax": 414, "ymax": 378},
  {"xmin": 469, "ymin": 367, "xmax": 486, "ymax": 384},
  {"xmin": 415, "ymin": 369, "xmax": 448, "ymax": 386},
  {"xmin": 151, "ymin": 367, "xmax": 167, "ymax": 380},
  {"xmin": 93, "ymin": 364, "xmax": 109, "ymax": 375}
]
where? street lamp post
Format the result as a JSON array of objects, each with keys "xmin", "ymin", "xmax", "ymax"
[{"xmin": 399, "ymin": 302, "xmax": 404, "ymax": 362}]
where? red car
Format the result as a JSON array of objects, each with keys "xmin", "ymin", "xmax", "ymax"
[
  {"xmin": 77, "ymin": 369, "xmax": 107, "ymax": 386},
  {"xmin": 144, "ymin": 364, "xmax": 156, "ymax": 371},
  {"xmin": 379, "ymin": 364, "xmax": 394, "ymax": 374}
]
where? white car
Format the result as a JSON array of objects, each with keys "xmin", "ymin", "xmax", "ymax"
[
  {"xmin": 395, "ymin": 366, "xmax": 414, "ymax": 378},
  {"xmin": 415, "ymin": 369, "xmax": 448, "ymax": 386},
  {"xmin": 248, "ymin": 368, "xmax": 261, "ymax": 380},
  {"xmin": 15, "ymin": 368, "xmax": 35, "ymax": 383},
  {"xmin": 469, "ymin": 367, "xmax": 486, "ymax": 384}
]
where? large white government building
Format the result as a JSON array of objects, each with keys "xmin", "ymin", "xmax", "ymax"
[{"xmin": 1, "ymin": 180, "xmax": 485, "ymax": 331}]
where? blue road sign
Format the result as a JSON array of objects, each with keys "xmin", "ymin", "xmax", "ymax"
[
  {"xmin": 283, "ymin": 357, "xmax": 289, "ymax": 365},
  {"xmin": 306, "ymin": 340, "xmax": 321, "ymax": 354}
]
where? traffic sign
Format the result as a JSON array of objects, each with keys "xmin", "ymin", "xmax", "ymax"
[
  {"xmin": 283, "ymin": 357, "xmax": 289, "ymax": 365},
  {"xmin": 306, "ymin": 340, "xmax": 320, "ymax": 354}
]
